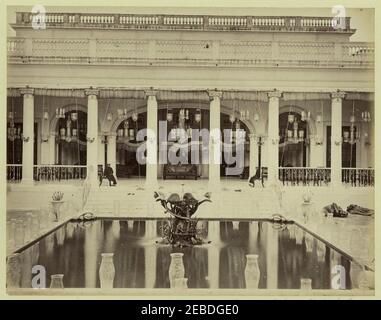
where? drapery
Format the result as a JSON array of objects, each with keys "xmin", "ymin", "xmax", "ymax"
[
  {"xmin": 282, "ymin": 92, "xmax": 331, "ymax": 101},
  {"xmin": 156, "ymin": 90, "xmax": 209, "ymax": 101},
  {"xmin": 222, "ymin": 91, "xmax": 269, "ymax": 101}
]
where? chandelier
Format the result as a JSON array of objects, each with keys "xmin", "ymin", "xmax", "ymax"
[
  {"xmin": 7, "ymin": 113, "xmax": 21, "ymax": 141},
  {"xmin": 285, "ymin": 119, "xmax": 306, "ymax": 144},
  {"xmin": 56, "ymin": 107, "xmax": 66, "ymax": 119},
  {"xmin": 343, "ymin": 100, "xmax": 361, "ymax": 145},
  {"xmin": 58, "ymin": 117, "xmax": 79, "ymax": 143},
  {"xmin": 301, "ymin": 110, "xmax": 311, "ymax": 122},
  {"xmin": 195, "ymin": 108, "xmax": 202, "ymax": 123},
  {"xmin": 117, "ymin": 108, "xmax": 128, "ymax": 120},
  {"xmin": 7, "ymin": 98, "xmax": 22, "ymax": 142},
  {"xmin": 166, "ymin": 108, "xmax": 173, "ymax": 122},
  {"xmin": 117, "ymin": 120, "xmax": 136, "ymax": 142},
  {"xmin": 362, "ymin": 111, "xmax": 371, "ymax": 122},
  {"xmin": 343, "ymin": 125, "xmax": 360, "ymax": 145}
]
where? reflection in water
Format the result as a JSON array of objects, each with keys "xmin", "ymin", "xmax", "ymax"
[{"xmin": 11, "ymin": 219, "xmax": 363, "ymax": 290}]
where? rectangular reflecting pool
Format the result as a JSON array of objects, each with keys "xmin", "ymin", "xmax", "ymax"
[{"xmin": 8, "ymin": 218, "xmax": 371, "ymax": 290}]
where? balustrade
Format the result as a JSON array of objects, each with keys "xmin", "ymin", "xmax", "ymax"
[
  {"xmin": 33, "ymin": 165, "xmax": 87, "ymax": 182},
  {"xmin": 279, "ymin": 167, "xmax": 331, "ymax": 186},
  {"xmin": 7, "ymin": 165, "xmax": 22, "ymax": 182},
  {"xmin": 14, "ymin": 12, "xmax": 352, "ymax": 31},
  {"xmin": 342, "ymin": 168, "xmax": 374, "ymax": 187}
]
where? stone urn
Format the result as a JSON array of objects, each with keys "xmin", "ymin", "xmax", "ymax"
[
  {"xmin": 168, "ymin": 253, "xmax": 185, "ymax": 288},
  {"xmin": 99, "ymin": 253, "xmax": 115, "ymax": 289},
  {"xmin": 302, "ymin": 192, "xmax": 313, "ymax": 204},
  {"xmin": 51, "ymin": 200, "xmax": 64, "ymax": 222},
  {"xmin": 244, "ymin": 254, "xmax": 261, "ymax": 289}
]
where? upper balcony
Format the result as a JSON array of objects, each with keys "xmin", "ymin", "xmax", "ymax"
[
  {"xmin": 7, "ymin": 37, "xmax": 374, "ymax": 69},
  {"xmin": 12, "ymin": 12, "xmax": 355, "ymax": 34}
]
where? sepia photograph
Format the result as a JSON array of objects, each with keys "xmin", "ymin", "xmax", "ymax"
[{"xmin": 3, "ymin": 1, "xmax": 376, "ymax": 299}]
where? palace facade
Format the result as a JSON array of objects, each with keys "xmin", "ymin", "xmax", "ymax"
[{"xmin": 7, "ymin": 11, "xmax": 375, "ymax": 189}]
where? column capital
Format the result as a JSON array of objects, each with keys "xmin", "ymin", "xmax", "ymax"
[
  {"xmin": 85, "ymin": 88, "xmax": 99, "ymax": 97},
  {"xmin": 331, "ymin": 91, "xmax": 346, "ymax": 100},
  {"xmin": 20, "ymin": 87, "xmax": 34, "ymax": 96},
  {"xmin": 208, "ymin": 90, "xmax": 223, "ymax": 100},
  {"xmin": 145, "ymin": 89, "xmax": 157, "ymax": 98},
  {"xmin": 267, "ymin": 90, "xmax": 282, "ymax": 99}
]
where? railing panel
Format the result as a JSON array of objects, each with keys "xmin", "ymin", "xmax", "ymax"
[
  {"xmin": 96, "ymin": 39, "xmax": 149, "ymax": 59},
  {"xmin": 342, "ymin": 168, "xmax": 374, "ymax": 187},
  {"xmin": 155, "ymin": 40, "xmax": 211, "ymax": 60},
  {"xmin": 33, "ymin": 165, "xmax": 87, "ymax": 182},
  {"xmin": 32, "ymin": 39, "xmax": 89, "ymax": 57},
  {"xmin": 7, "ymin": 38, "xmax": 25, "ymax": 56},
  {"xmin": 220, "ymin": 41, "xmax": 272, "ymax": 60},
  {"xmin": 6, "ymin": 165, "xmax": 22, "ymax": 182},
  {"xmin": 341, "ymin": 42, "xmax": 375, "ymax": 63},
  {"xmin": 278, "ymin": 42, "xmax": 335, "ymax": 61},
  {"xmin": 279, "ymin": 167, "xmax": 331, "ymax": 186}
]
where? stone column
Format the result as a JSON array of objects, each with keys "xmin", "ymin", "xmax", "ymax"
[
  {"xmin": 267, "ymin": 90, "xmax": 282, "ymax": 184},
  {"xmin": 20, "ymin": 88, "xmax": 35, "ymax": 184},
  {"xmin": 85, "ymin": 89, "xmax": 99, "ymax": 184},
  {"xmin": 145, "ymin": 90, "xmax": 158, "ymax": 186},
  {"xmin": 331, "ymin": 91, "xmax": 345, "ymax": 187},
  {"xmin": 48, "ymin": 132, "xmax": 56, "ymax": 164},
  {"xmin": 249, "ymin": 134, "xmax": 258, "ymax": 177},
  {"xmin": 208, "ymin": 91, "xmax": 222, "ymax": 188},
  {"xmin": 108, "ymin": 134, "xmax": 117, "ymax": 177}
]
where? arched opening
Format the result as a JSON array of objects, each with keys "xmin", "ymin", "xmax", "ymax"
[
  {"xmin": 279, "ymin": 111, "xmax": 309, "ymax": 167},
  {"xmin": 115, "ymin": 112, "xmax": 147, "ymax": 178},
  {"xmin": 220, "ymin": 113, "xmax": 251, "ymax": 179},
  {"xmin": 55, "ymin": 110, "xmax": 87, "ymax": 165},
  {"xmin": 158, "ymin": 105, "xmax": 210, "ymax": 180}
]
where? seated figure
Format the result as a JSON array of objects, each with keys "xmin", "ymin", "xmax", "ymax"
[{"xmin": 101, "ymin": 164, "xmax": 117, "ymax": 186}]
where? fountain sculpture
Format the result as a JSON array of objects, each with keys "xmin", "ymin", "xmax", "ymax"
[{"xmin": 154, "ymin": 191, "xmax": 211, "ymax": 247}]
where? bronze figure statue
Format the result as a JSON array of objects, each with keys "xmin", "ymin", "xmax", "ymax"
[{"xmin": 154, "ymin": 191, "xmax": 211, "ymax": 247}]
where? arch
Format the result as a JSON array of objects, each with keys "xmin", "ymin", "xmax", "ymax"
[
  {"xmin": 110, "ymin": 103, "xmax": 148, "ymax": 133},
  {"xmin": 221, "ymin": 104, "xmax": 254, "ymax": 135},
  {"xmin": 279, "ymin": 104, "xmax": 317, "ymax": 136},
  {"xmin": 49, "ymin": 103, "xmax": 101, "ymax": 135}
]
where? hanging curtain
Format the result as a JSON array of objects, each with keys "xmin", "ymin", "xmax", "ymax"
[
  {"xmin": 99, "ymin": 89, "xmax": 145, "ymax": 99},
  {"xmin": 282, "ymin": 92, "xmax": 331, "ymax": 101},
  {"xmin": 345, "ymin": 92, "xmax": 374, "ymax": 101},
  {"xmin": 34, "ymin": 88, "xmax": 86, "ymax": 98},
  {"xmin": 222, "ymin": 91, "xmax": 268, "ymax": 101},
  {"xmin": 156, "ymin": 90, "xmax": 209, "ymax": 101},
  {"xmin": 7, "ymin": 88, "xmax": 21, "ymax": 97}
]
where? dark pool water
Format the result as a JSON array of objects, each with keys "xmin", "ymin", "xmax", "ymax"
[{"xmin": 12, "ymin": 219, "xmax": 358, "ymax": 289}]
